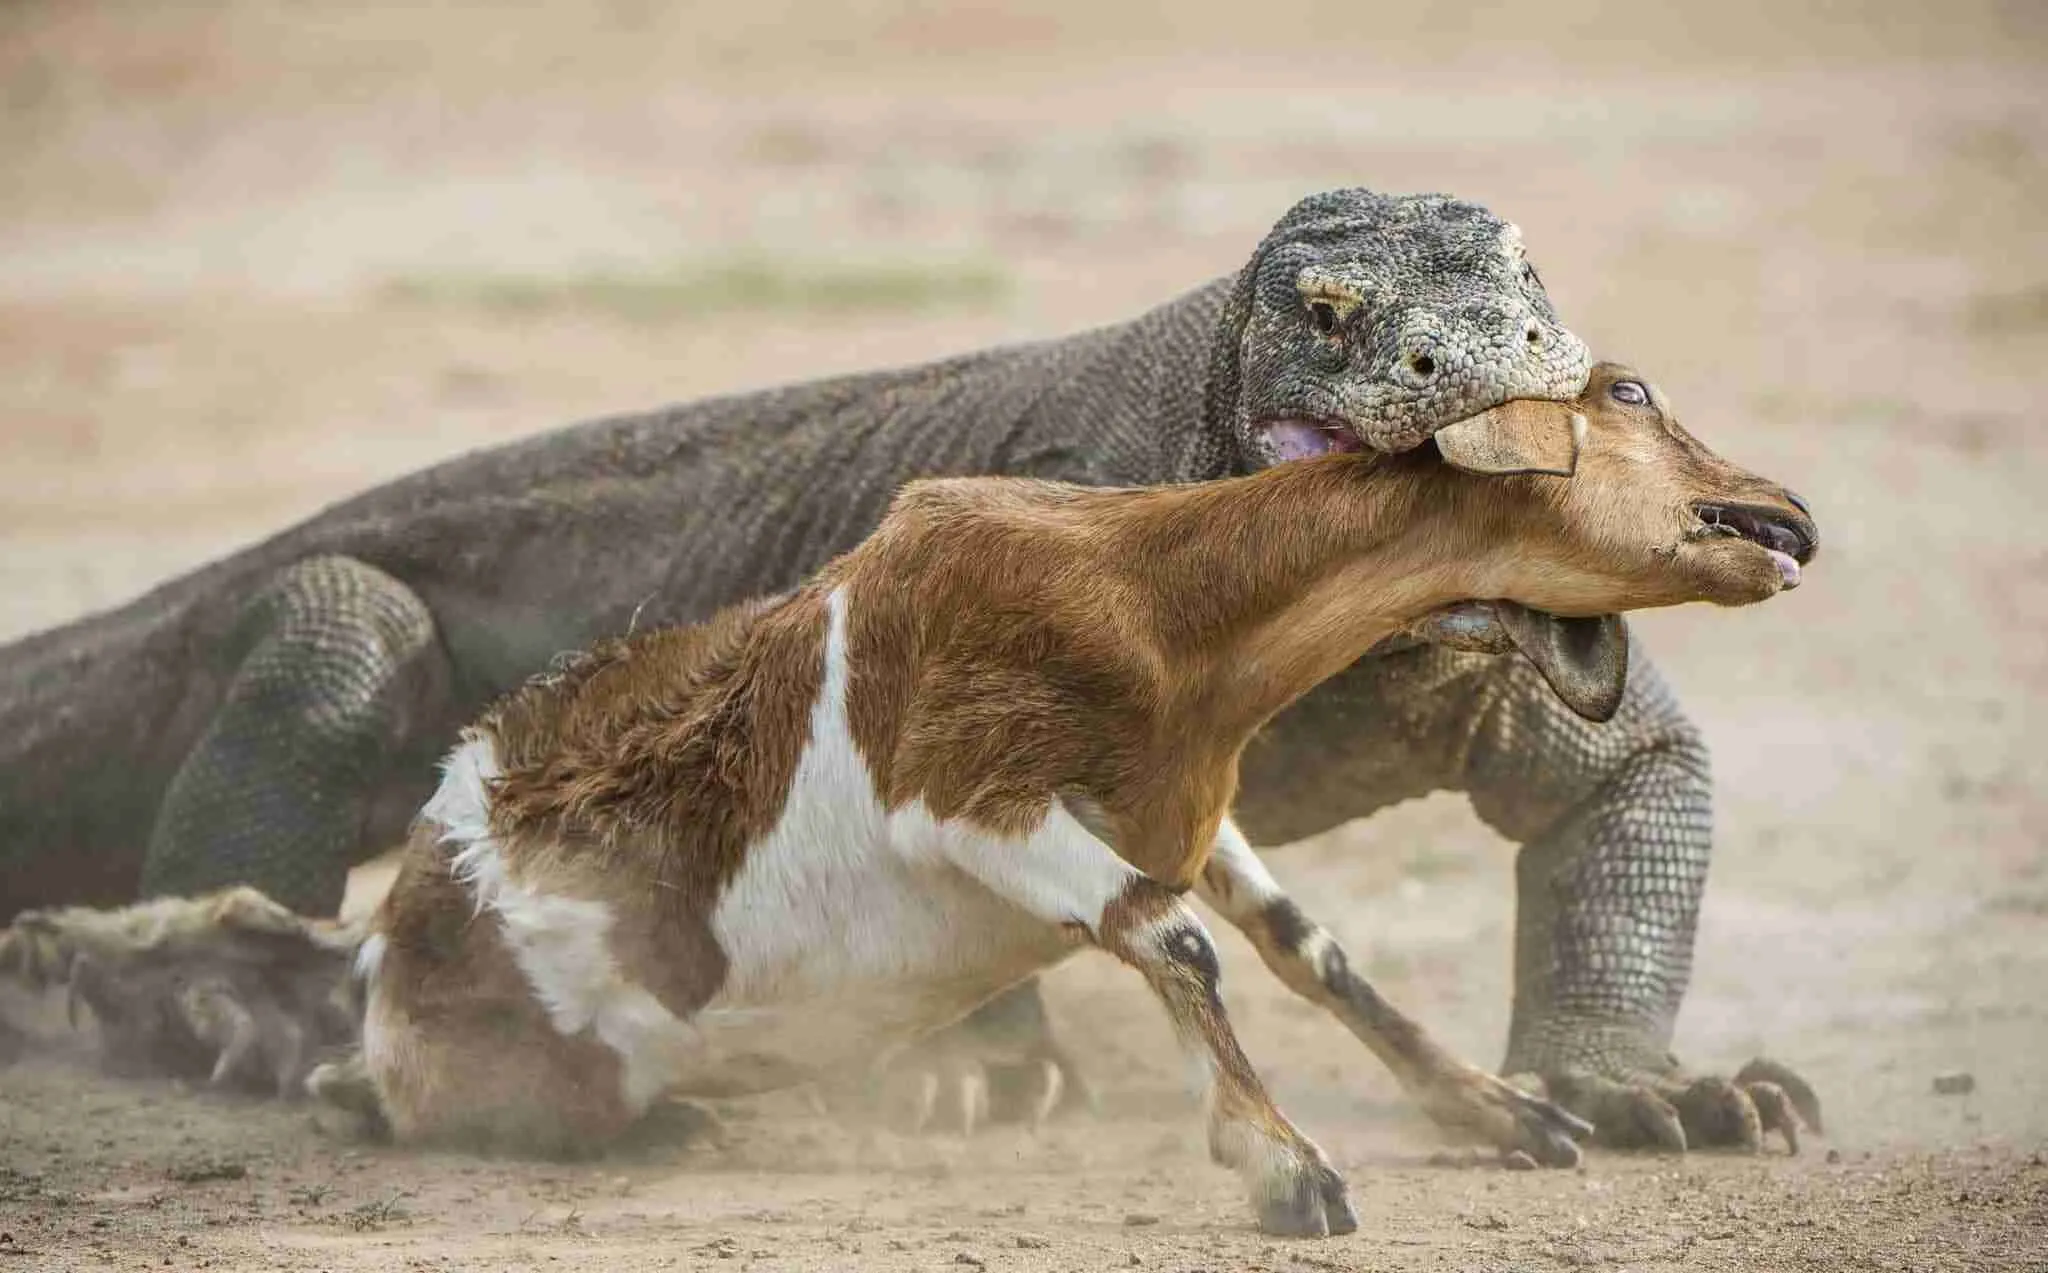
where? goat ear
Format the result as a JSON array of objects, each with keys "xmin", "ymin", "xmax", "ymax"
[
  {"xmin": 1495, "ymin": 605, "xmax": 1629, "ymax": 723},
  {"xmin": 1434, "ymin": 402, "xmax": 1585, "ymax": 477}
]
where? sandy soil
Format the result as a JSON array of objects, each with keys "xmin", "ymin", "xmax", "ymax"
[{"xmin": 3, "ymin": 1, "xmax": 2046, "ymax": 1268}]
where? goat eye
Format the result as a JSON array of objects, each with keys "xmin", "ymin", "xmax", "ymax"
[
  {"xmin": 1308, "ymin": 300, "xmax": 1340, "ymax": 337},
  {"xmin": 1609, "ymin": 379, "xmax": 1649, "ymax": 406}
]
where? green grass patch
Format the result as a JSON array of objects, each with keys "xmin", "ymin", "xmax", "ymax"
[{"xmin": 385, "ymin": 255, "xmax": 1012, "ymax": 322}]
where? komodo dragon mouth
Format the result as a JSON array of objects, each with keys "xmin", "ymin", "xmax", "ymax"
[
  {"xmin": 1259, "ymin": 405, "xmax": 1637, "ymax": 722},
  {"xmin": 1260, "ymin": 416, "xmax": 1368, "ymax": 462}
]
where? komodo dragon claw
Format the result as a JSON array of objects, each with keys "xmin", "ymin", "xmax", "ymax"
[
  {"xmin": 1506, "ymin": 1057, "xmax": 1821, "ymax": 1156},
  {"xmin": 0, "ymin": 888, "xmax": 358, "ymax": 1098},
  {"xmin": 813, "ymin": 1028, "xmax": 1093, "ymax": 1137}
]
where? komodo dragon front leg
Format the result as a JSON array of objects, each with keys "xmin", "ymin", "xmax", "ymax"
[
  {"xmin": 1229, "ymin": 635, "xmax": 1820, "ymax": 1154},
  {"xmin": 1451, "ymin": 642, "xmax": 1820, "ymax": 1153},
  {"xmin": 24, "ymin": 556, "xmax": 452, "ymax": 1090}
]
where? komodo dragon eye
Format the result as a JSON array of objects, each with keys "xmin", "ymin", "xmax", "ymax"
[{"xmin": 1609, "ymin": 380, "xmax": 1650, "ymax": 406}]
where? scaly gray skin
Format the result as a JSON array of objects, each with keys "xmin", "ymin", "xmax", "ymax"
[{"xmin": 0, "ymin": 189, "xmax": 1813, "ymax": 1154}]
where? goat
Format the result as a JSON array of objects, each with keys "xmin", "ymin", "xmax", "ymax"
[{"xmin": 332, "ymin": 362, "xmax": 1816, "ymax": 1237}]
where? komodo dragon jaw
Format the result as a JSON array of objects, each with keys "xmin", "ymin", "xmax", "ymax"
[{"xmin": 1211, "ymin": 190, "xmax": 1592, "ymax": 464}]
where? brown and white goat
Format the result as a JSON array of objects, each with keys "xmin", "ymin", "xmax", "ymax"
[{"xmin": 338, "ymin": 362, "xmax": 1816, "ymax": 1237}]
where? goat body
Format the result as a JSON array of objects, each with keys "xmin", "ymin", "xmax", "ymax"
[{"xmin": 348, "ymin": 370, "xmax": 1815, "ymax": 1236}]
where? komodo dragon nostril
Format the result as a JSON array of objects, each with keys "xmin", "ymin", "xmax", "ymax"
[
  {"xmin": 1406, "ymin": 351, "xmax": 1437, "ymax": 380},
  {"xmin": 1524, "ymin": 320, "xmax": 1543, "ymax": 348}
]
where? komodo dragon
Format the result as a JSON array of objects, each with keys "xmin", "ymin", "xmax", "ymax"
[{"xmin": 0, "ymin": 189, "xmax": 1816, "ymax": 1157}]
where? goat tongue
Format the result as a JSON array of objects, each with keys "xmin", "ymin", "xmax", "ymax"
[{"xmin": 1492, "ymin": 604, "xmax": 1630, "ymax": 723}]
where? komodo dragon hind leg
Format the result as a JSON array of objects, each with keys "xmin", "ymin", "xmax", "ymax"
[
  {"xmin": 8, "ymin": 556, "xmax": 447, "ymax": 1090},
  {"xmin": 142, "ymin": 555, "xmax": 448, "ymax": 913},
  {"xmin": 811, "ymin": 983, "xmax": 1093, "ymax": 1137}
]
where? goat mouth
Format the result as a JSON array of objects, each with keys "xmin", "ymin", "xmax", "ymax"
[
  {"xmin": 1258, "ymin": 417, "xmax": 1367, "ymax": 462},
  {"xmin": 1691, "ymin": 502, "xmax": 1816, "ymax": 588}
]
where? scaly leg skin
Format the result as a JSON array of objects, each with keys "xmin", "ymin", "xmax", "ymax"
[
  {"xmin": 937, "ymin": 807, "xmax": 1355, "ymax": 1239},
  {"xmin": 8, "ymin": 557, "xmax": 448, "ymax": 1090},
  {"xmin": 1198, "ymin": 820, "xmax": 1590, "ymax": 1167},
  {"xmin": 142, "ymin": 556, "xmax": 449, "ymax": 912},
  {"xmin": 1464, "ymin": 643, "xmax": 1822, "ymax": 1154}
]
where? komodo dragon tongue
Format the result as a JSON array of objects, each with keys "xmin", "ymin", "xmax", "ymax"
[{"xmin": 1494, "ymin": 604, "xmax": 1630, "ymax": 724}]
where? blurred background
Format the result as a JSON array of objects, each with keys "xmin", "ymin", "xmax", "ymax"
[{"xmin": 1, "ymin": 0, "xmax": 2044, "ymax": 1226}]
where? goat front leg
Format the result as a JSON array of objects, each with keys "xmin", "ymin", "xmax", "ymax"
[
  {"xmin": 1198, "ymin": 819, "xmax": 1590, "ymax": 1167},
  {"xmin": 938, "ymin": 805, "xmax": 1355, "ymax": 1238}
]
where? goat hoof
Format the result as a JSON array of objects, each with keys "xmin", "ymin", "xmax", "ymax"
[{"xmin": 1255, "ymin": 1160, "xmax": 1355, "ymax": 1238}]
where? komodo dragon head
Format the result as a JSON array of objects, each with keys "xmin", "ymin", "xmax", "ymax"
[{"xmin": 1208, "ymin": 188, "xmax": 1591, "ymax": 462}]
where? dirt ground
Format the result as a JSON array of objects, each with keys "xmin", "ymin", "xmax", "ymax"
[{"xmin": 3, "ymin": 1, "xmax": 2047, "ymax": 1269}]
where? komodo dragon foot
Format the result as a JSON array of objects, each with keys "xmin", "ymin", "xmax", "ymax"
[
  {"xmin": 0, "ymin": 888, "xmax": 357, "ymax": 1098},
  {"xmin": 1504, "ymin": 1058, "xmax": 1822, "ymax": 1155},
  {"xmin": 812, "ymin": 981, "xmax": 1096, "ymax": 1136}
]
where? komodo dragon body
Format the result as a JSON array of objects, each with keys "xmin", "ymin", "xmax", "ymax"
[{"xmin": 0, "ymin": 189, "xmax": 1815, "ymax": 1153}]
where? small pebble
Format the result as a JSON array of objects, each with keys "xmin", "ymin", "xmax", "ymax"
[
  {"xmin": 1826, "ymin": 1149, "xmax": 1842, "ymax": 1164},
  {"xmin": 954, "ymin": 1253, "xmax": 985, "ymax": 1268},
  {"xmin": 1123, "ymin": 1212, "xmax": 1160, "ymax": 1227},
  {"xmin": 1015, "ymin": 1234, "xmax": 1050, "ymax": 1249},
  {"xmin": 1932, "ymin": 1072, "xmax": 1976, "ymax": 1096}
]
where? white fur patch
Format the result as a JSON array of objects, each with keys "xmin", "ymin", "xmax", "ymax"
[
  {"xmin": 700, "ymin": 587, "xmax": 1141, "ymax": 1079},
  {"xmin": 421, "ymin": 733, "xmax": 499, "ymax": 858},
  {"xmin": 421, "ymin": 734, "xmax": 698, "ymax": 1110},
  {"xmin": 1200, "ymin": 818, "xmax": 1286, "ymax": 920},
  {"xmin": 353, "ymin": 931, "xmax": 387, "ymax": 982}
]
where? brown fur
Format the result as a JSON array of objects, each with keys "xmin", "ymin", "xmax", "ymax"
[
  {"xmin": 368, "ymin": 828, "xmax": 637, "ymax": 1152},
  {"xmin": 487, "ymin": 592, "xmax": 824, "ymax": 1019},
  {"xmin": 364, "ymin": 594, "xmax": 829, "ymax": 1147}
]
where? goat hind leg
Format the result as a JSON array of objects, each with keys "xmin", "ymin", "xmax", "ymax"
[{"xmin": 93, "ymin": 558, "xmax": 449, "ymax": 1091}]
